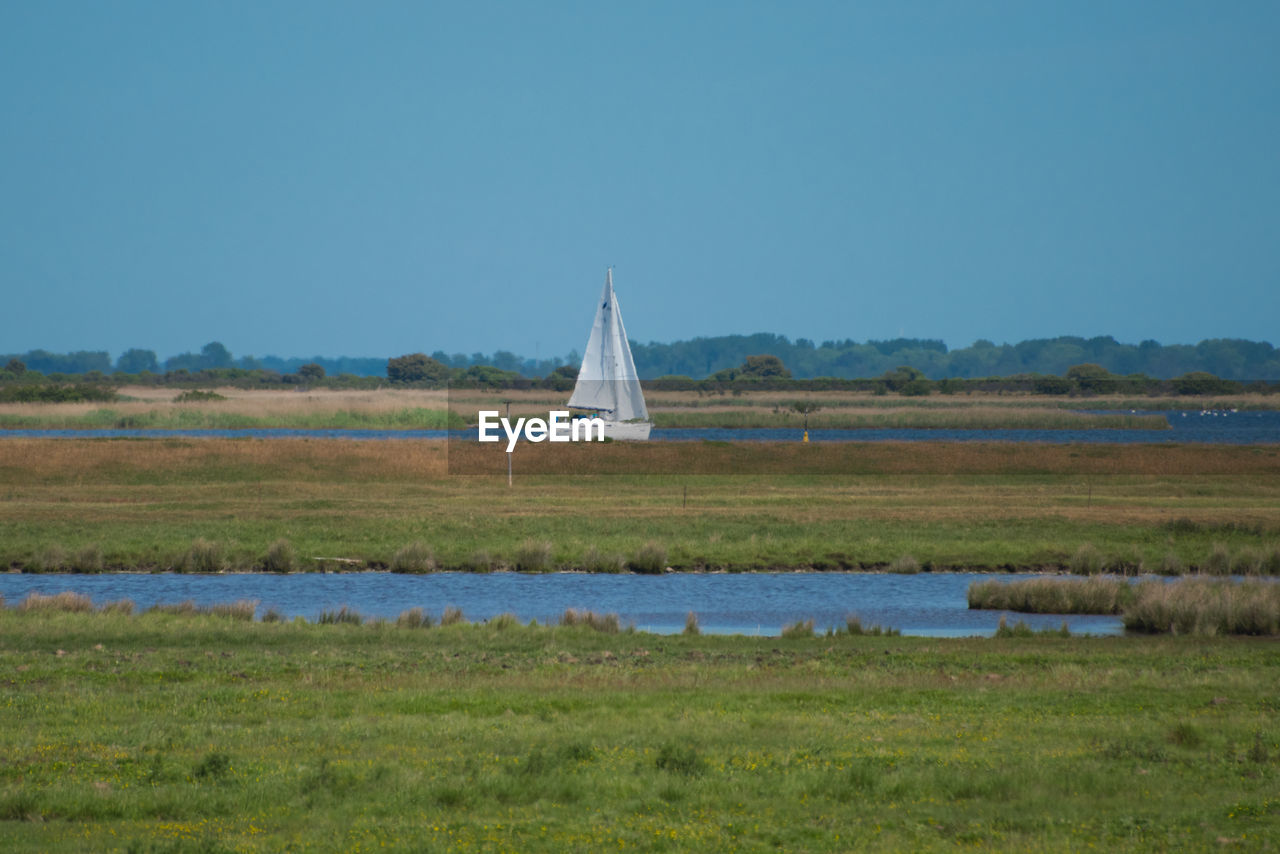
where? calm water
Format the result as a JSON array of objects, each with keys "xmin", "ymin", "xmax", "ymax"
[
  {"xmin": 0, "ymin": 571, "xmax": 1125, "ymax": 637},
  {"xmin": 3, "ymin": 410, "xmax": 1278, "ymax": 443}
]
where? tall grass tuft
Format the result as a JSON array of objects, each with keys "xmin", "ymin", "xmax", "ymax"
[
  {"xmin": 261, "ymin": 607, "xmax": 284, "ymax": 623},
  {"xmin": 18, "ymin": 591, "xmax": 94, "ymax": 613},
  {"xmin": 780, "ymin": 619, "xmax": 815, "ymax": 638},
  {"xmin": 317, "ymin": 606, "xmax": 363, "ymax": 625},
  {"xmin": 100, "ymin": 599, "xmax": 135, "ymax": 616},
  {"xmin": 1157, "ymin": 551, "xmax": 1186, "ymax": 576},
  {"xmin": 1265, "ymin": 546, "xmax": 1280, "ymax": 576},
  {"xmin": 1231, "ymin": 547, "xmax": 1264, "ymax": 576},
  {"xmin": 487, "ymin": 612, "xmax": 521, "ymax": 630},
  {"xmin": 461, "ymin": 549, "xmax": 497, "ymax": 572},
  {"xmin": 843, "ymin": 616, "xmax": 901, "ymax": 636},
  {"xmin": 27, "ymin": 545, "xmax": 68, "ymax": 573},
  {"xmin": 582, "ymin": 545, "xmax": 626, "ymax": 573},
  {"xmin": 968, "ymin": 576, "xmax": 1132, "ymax": 614},
  {"xmin": 630, "ymin": 541, "xmax": 668, "ymax": 574},
  {"xmin": 1122, "ymin": 578, "xmax": 1280, "ymax": 635},
  {"xmin": 1068, "ymin": 543, "xmax": 1104, "ymax": 575},
  {"xmin": 146, "ymin": 600, "xmax": 200, "ymax": 617},
  {"xmin": 209, "ymin": 600, "xmax": 258, "ymax": 621},
  {"xmin": 1203, "ymin": 542, "xmax": 1232, "ymax": 576},
  {"xmin": 390, "ymin": 540, "xmax": 436, "ymax": 573},
  {"xmin": 993, "ymin": 615, "xmax": 1035, "ymax": 637},
  {"xmin": 262, "ymin": 539, "xmax": 297, "ymax": 573},
  {"xmin": 514, "ymin": 539, "xmax": 553, "ymax": 572},
  {"xmin": 396, "ymin": 607, "xmax": 433, "ymax": 629},
  {"xmin": 887, "ymin": 554, "xmax": 921, "ymax": 574},
  {"xmin": 180, "ymin": 538, "xmax": 228, "ymax": 573},
  {"xmin": 559, "ymin": 608, "xmax": 621, "ymax": 633},
  {"xmin": 683, "ymin": 611, "xmax": 701, "ymax": 636},
  {"xmin": 440, "ymin": 606, "xmax": 466, "ymax": 626},
  {"xmin": 71, "ymin": 544, "xmax": 105, "ymax": 573}
]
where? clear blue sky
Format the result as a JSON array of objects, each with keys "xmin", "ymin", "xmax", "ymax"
[{"xmin": 2, "ymin": 1, "xmax": 1277, "ymax": 361}]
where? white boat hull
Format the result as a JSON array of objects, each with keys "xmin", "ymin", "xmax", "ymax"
[{"xmin": 602, "ymin": 420, "xmax": 652, "ymax": 441}]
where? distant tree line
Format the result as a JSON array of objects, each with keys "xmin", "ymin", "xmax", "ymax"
[
  {"xmin": 628, "ymin": 334, "xmax": 1280, "ymax": 381},
  {"xmin": 4, "ymin": 334, "xmax": 1280, "ymax": 388}
]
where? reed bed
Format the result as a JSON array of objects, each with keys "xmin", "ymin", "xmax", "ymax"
[
  {"xmin": 969, "ymin": 576, "xmax": 1134, "ymax": 614},
  {"xmin": 1123, "ymin": 579, "xmax": 1280, "ymax": 636}
]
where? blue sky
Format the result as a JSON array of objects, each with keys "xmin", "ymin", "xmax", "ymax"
[{"xmin": 2, "ymin": 1, "xmax": 1277, "ymax": 361}]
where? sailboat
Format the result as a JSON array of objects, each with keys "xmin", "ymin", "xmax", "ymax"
[{"xmin": 567, "ymin": 268, "xmax": 652, "ymax": 441}]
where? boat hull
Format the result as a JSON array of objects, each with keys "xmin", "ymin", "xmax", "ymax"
[{"xmin": 601, "ymin": 420, "xmax": 652, "ymax": 441}]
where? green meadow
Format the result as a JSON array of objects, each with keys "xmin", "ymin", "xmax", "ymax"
[
  {"xmin": 2, "ymin": 439, "xmax": 1280, "ymax": 573},
  {"xmin": 1, "ymin": 606, "xmax": 1277, "ymax": 852}
]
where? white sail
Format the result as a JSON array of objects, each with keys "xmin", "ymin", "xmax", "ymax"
[{"xmin": 568, "ymin": 269, "xmax": 650, "ymax": 428}]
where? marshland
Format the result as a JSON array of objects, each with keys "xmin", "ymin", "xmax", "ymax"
[{"xmin": 2, "ymin": 387, "xmax": 1279, "ymax": 851}]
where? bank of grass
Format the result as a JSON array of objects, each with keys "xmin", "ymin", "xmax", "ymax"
[
  {"xmin": 969, "ymin": 576, "xmax": 1135, "ymax": 614},
  {"xmin": 652, "ymin": 408, "xmax": 1170, "ymax": 430},
  {"xmin": 1123, "ymin": 578, "xmax": 1280, "ymax": 635},
  {"xmin": 970, "ymin": 576, "xmax": 1280, "ymax": 636},
  {"xmin": 0, "ymin": 607, "xmax": 1276, "ymax": 852},
  {"xmin": 0, "ymin": 406, "xmax": 463, "ymax": 430},
  {"xmin": 2, "ymin": 439, "xmax": 1279, "ymax": 574}
]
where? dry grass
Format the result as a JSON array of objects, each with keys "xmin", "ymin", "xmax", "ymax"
[
  {"xmin": 390, "ymin": 541, "xmax": 436, "ymax": 573},
  {"xmin": 0, "ymin": 386, "xmax": 449, "ymax": 419},
  {"xmin": 558, "ymin": 608, "xmax": 622, "ymax": 633},
  {"xmin": 396, "ymin": 607, "xmax": 433, "ymax": 629},
  {"xmin": 17, "ymin": 591, "xmax": 94, "ymax": 613}
]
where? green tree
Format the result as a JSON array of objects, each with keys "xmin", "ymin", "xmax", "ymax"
[
  {"xmin": 881, "ymin": 365, "xmax": 925, "ymax": 391},
  {"xmin": 1065, "ymin": 363, "xmax": 1114, "ymax": 393},
  {"xmin": 387, "ymin": 353, "xmax": 449, "ymax": 385},
  {"xmin": 1171, "ymin": 371, "xmax": 1233, "ymax": 395},
  {"xmin": 297, "ymin": 363, "xmax": 325, "ymax": 382},
  {"xmin": 5, "ymin": 358, "xmax": 26, "ymax": 375},
  {"xmin": 201, "ymin": 342, "xmax": 233, "ymax": 369},
  {"xmin": 116, "ymin": 348, "xmax": 158, "ymax": 374},
  {"xmin": 727, "ymin": 354, "xmax": 790, "ymax": 380}
]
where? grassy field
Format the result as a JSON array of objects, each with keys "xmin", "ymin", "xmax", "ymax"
[
  {"xmin": 0, "ymin": 607, "xmax": 1276, "ymax": 852},
  {"xmin": 1, "ymin": 438, "xmax": 1279, "ymax": 573},
  {"xmin": 5, "ymin": 385, "xmax": 1274, "ymax": 430}
]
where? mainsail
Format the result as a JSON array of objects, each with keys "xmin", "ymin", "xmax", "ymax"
[{"xmin": 568, "ymin": 268, "xmax": 649, "ymax": 422}]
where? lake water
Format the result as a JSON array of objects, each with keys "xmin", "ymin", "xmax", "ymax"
[
  {"xmin": 0, "ymin": 571, "xmax": 1125, "ymax": 637},
  {"xmin": 3, "ymin": 410, "xmax": 1278, "ymax": 443}
]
